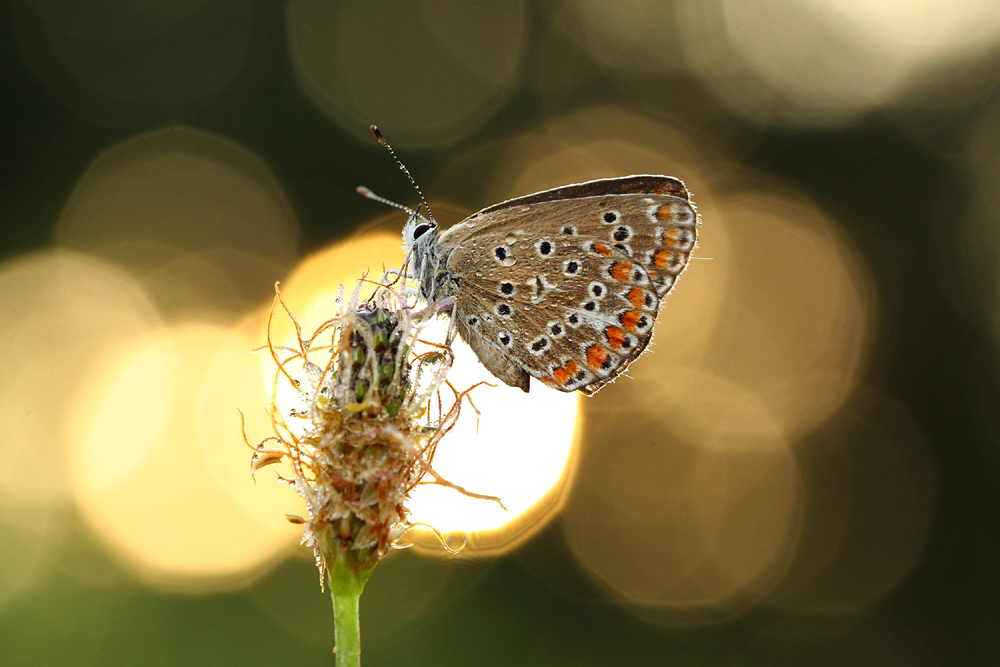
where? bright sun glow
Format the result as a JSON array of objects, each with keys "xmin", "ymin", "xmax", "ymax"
[{"xmin": 405, "ymin": 320, "xmax": 579, "ymax": 536}]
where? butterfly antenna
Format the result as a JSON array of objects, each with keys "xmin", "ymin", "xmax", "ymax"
[
  {"xmin": 355, "ymin": 186, "xmax": 417, "ymax": 216},
  {"xmin": 370, "ymin": 124, "xmax": 435, "ymax": 224}
]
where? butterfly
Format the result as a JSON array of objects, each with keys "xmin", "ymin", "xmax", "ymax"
[{"xmin": 363, "ymin": 128, "xmax": 699, "ymax": 395}]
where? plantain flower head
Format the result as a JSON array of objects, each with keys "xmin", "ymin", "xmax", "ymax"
[{"xmin": 247, "ymin": 279, "xmax": 496, "ymax": 584}]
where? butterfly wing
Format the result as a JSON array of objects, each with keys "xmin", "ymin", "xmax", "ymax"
[{"xmin": 440, "ymin": 180, "xmax": 697, "ymax": 395}]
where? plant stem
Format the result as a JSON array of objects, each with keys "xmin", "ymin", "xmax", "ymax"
[{"xmin": 328, "ymin": 547, "xmax": 369, "ymax": 667}]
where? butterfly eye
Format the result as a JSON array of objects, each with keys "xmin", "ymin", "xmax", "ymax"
[{"xmin": 413, "ymin": 223, "xmax": 433, "ymax": 240}]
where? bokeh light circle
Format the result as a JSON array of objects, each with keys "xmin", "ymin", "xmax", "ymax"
[
  {"xmin": 555, "ymin": 0, "xmax": 1000, "ymax": 127},
  {"xmin": 55, "ymin": 126, "xmax": 299, "ymax": 319},
  {"xmin": 562, "ymin": 366, "xmax": 802, "ymax": 616},
  {"xmin": 480, "ymin": 107, "xmax": 714, "ymax": 208},
  {"xmin": 552, "ymin": 0, "xmax": 690, "ymax": 76},
  {"xmin": 65, "ymin": 322, "xmax": 301, "ymax": 591},
  {"xmin": 0, "ymin": 249, "xmax": 162, "ymax": 607},
  {"xmin": 0, "ymin": 250, "xmax": 161, "ymax": 507},
  {"xmin": 767, "ymin": 390, "xmax": 938, "ymax": 613},
  {"xmin": 676, "ymin": 0, "xmax": 1000, "ymax": 126},
  {"xmin": 688, "ymin": 190, "xmax": 873, "ymax": 438}
]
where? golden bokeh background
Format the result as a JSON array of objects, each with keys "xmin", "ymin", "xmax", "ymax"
[{"xmin": 0, "ymin": 1, "xmax": 994, "ymax": 664}]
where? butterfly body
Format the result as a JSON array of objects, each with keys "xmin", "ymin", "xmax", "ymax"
[{"xmin": 402, "ymin": 175, "xmax": 698, "ymax": 395}]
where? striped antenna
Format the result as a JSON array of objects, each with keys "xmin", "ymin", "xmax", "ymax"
[{"xmin": 369, "ymin": 125, "xmax": 435, "ymax": 223}]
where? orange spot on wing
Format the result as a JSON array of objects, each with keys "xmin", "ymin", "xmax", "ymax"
[
  {"xmin": 654, "ymin": 250, "xmax": 673, "ymax": 268},
  {"xmin": 552, "ymin": 360, "xmax": 580, "ymax": 386},
  {"xmin": 586, "ymin": 344, "xmax": 608, "ymax": 370},
  {"xmin": 655, "ymin": 205, "xmax": 673, "ymax": 221},
  {"xmin": 621, "ymin": 310, "xmax": 644, "ymax": 332},
  {"xmin": 606, "ymin": 326, "xmax": 627, "ymax": 349},
  {"xmin": 661, "ymin": 228, "xmax": 688, "ymax": 249},
  {"xmin": 610, "ymin": 260, "xmax": 633, "ymax": 281},
  {"xmin": 541, "ymin": 375, "xmax": 556, "ymax": 386},
  {"xmin": 626, "ymin": 287, "xmax": 646, "ymax": 308},
  {"xmin": 592, "ymin": 242, "xmax": 612, "ymax": 256}
]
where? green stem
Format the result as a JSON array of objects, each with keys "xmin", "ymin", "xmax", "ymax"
[{"xmin": 328, "ymin": 545, "xmax": 370, "ymax": 667}]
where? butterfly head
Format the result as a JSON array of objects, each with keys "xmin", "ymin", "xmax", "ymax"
[{"xmin": 402, "ymin": 210, "xmax": 438, "ymax": 271}]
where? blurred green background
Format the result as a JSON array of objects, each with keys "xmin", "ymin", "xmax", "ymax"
[{"xmin": 3, "ymin": 0, "xmax": 1000, "ymax": 665}]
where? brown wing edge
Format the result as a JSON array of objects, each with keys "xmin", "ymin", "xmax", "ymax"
[{"xmin": 476, "ymin": 175, "xmax": 689, "ymax": 216}]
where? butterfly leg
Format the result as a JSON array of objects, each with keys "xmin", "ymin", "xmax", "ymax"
[
  {"xmin": 444, "ymin": 310, "xmax": 458, "ymax": 346},
  {"xmin": 379, "ymin": 268, "xmax": 404, "ymax": 283}
]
